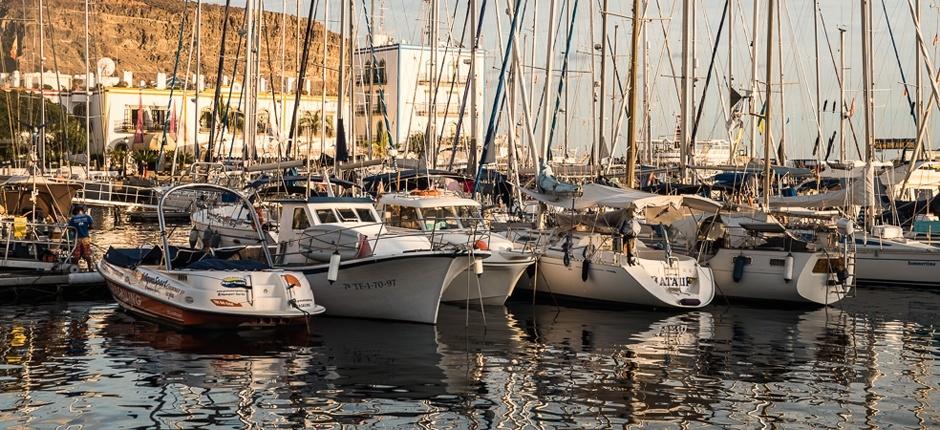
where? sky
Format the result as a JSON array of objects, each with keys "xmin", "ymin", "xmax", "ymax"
[{"xmin": 211, "ymin": 0, "xmax": 940, "ymax": 162}]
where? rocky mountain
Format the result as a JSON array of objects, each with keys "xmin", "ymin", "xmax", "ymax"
[{"xmin": 0, "ymin": 0, "xmax": 340, "ymax": 92}]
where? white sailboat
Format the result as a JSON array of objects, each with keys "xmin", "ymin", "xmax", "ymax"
[{"xmin": 518, "ymin": 183, "xmax": 717, "ymax": 309}]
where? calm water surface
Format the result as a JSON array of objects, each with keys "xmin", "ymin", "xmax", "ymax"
[{"xmin": 0, "ymin": 215, "xmax": 936, "ymax": 428}]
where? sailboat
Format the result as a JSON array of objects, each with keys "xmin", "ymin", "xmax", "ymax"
[{"xmin": 518, "ymin": 183, "xmax": 717, "ymax": 308}]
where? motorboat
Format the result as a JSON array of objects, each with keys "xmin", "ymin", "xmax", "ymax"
[
  {"xmin": 516, "ymin": 183, "xmax": 717, "ymax": 309},
  {"xmin": 265, "ymin": 196, "xmax": 484, "ymax": 324},
  {"xmin": 192, "ymin": 185, "xmax": 483, "ymax": 324},
  {"xmin": 695, "ymin": 211, "xmax": 854, "ymax": 305},
  {"xmin": 376, "ymin": 189, "xmax": 536, "ymax": 305},
  {"xmin": 98, "ymin": 183, "xmax": 325, "ymax": 329}
]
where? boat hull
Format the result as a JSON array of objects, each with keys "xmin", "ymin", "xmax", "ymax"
[
  {"xmin": 98, "ymin": 261, "xmax": 323, "ymax": 329},
  {"xmin": 706, "ymin": 249, "xmax": 850, "ymax": 305},
  {"xmin": 297, "ymin": 252, "xmax": 470, "ymax": 324},
  {"xmin": 442, "ymin": 257, "xmax": 534, "ymax": 305},
  {"xmin": 854, "ymin": 246, "xmax": 940, "ymax": 287},
  {"xmin": 529, "ymin": 251, "xmax": 715, "ymax": 309}
]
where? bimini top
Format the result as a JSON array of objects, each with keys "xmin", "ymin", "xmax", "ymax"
[{"xmin": 524, "ymin": 183, "xmax": 722, "ymax": 213}]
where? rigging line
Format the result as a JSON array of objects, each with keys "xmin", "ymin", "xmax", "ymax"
[
  {"xmin": 205, "ymin": 0, "xmax": 234, "ymax": 163},
  {"xmin": 40, "ymin": 0, "xmax": 70, "ymax": 168},
  {"xmin": 880, "ymin": 0, "xmax": 917, "ymax": 126},
  {"xmin": 284, "ymin": 0, "xmax": 319, "ymax": 158},
  {"xmin": 474, "ymin": 0, "xmax": 525, "ymax": 196},
  {"xmin": 546, "ymin": 0, "xmax": 580, "ymax": 159},
  {"xmin": 422, "ymin": 0, "xmax": 462, "ymax": 168},
  {"xmin": 529, "ymin": 0, "xmax": 571, "ymax": 137},
  {"xmin": 690, "ymin": 0, "xmax": 728, "ymax": 145},
  {"xmin": 781, "ymin": 0, "xmax": 825, "ymax": 160},
  {"xmin": 219, "ymin": 5, "xmax": 250, "ymax": 161},
  {"xmin": 437, "ymin": 4, "xmax": 471, "ymax": 154},
  {"xmin": 817, "ymin": 4, "xmax": 864, "ymax": 160},
  {"xmin": 156, "ymin": 0, "xmax": 191, "ymax": 171},
  {"xmin": 447, "ymin": 1, "xmax": 488, "ymax": 171}
]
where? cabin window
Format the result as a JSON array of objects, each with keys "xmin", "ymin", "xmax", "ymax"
[
  {"xmin": 337, "ymin": 208, "xmax": 358, "ymax": 222},
  {"xmin": 769, "ymin": 259, "xmax": 786, "ymax": 267},
  {"xmin": 315, "ymin": 209, "xmax": 339, "ymax": 224},
  {"xmin": 456, "ymin": 205, "xmax": 481, "ymax": 227},
  {"xmin": 356, "ymin": 208, "xmax": 376, "ymax": 223},
  {"xmin": 292, "ymin": 208, "xmax": 310, "ymax": 230},
  {"xmin": 387, "ymin": 205, "xmax": 420, "ymax": 229},
  {"xmin": 420, "ymin": 207, "xmax": 460, "ymax": 231}
]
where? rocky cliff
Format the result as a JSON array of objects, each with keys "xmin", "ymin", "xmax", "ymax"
[{"xmin": 0, "ymin": 0, "xmax": 340, "ymax": 92}]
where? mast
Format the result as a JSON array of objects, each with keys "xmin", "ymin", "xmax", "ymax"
[
  {"xmin": 813, "ymin": 0, "xmax": 821, "ymax": 164},
  {"xmin": 610, "ymin": 24, "xmax": 618, "ymax": 148},
  {"xmin": 539, "ymin": 0, "xmax": 558, "ymax": 165},
  {"xmin": 428, "ymin": 0, "xmax": 438, "ymax": 166},
  {"xmin": 679, "ymin": 0, "xmax": 692, "ymax": 180},
  {"xmin": 861, "ymin": 0, "xmax": 876, "ymax": 227},
  {"xmin": 468, "ymin": 0, "xmax": 479, "ymax": 169},
  {"xmin": 763, "ymin": 0, "xmax": 775, "ymax": 209},
  {"xmin": 597, "ymin": 0, "xmax": 609, "ymax": 168},
  {"xmin": 39, "ymin": 0, "xmax": 46, "ymax": 170},
  {"xmin": 320, "ymin": 0, "xmax": 329, "ymax": 159},
  {"xmin": 84, "ymin": 0, "xmax": 91, "ymax": 173},
  {"xmin": 242, "ymin": 0, "xmax": 256, "ymax": 161},
  {"xmin": 839, "ymin": 27, "xmax": 846, "ymax": 161},
  {"xmin": 749, "ymin": 1, "xmax": 759, "ymax": 160},
  {"xmin": 775, "ymin": 0, "xmax": 785, "ymax": 165},
  {"xmin": 644, "ymin": 14, "xmax": 651, "ymax": 164},
  {"xmin": 727, "ymin": 0, "xmax": 733, "ymax": 164},
  {"xmin": 335, "ymin": 0, "xmax": 347, "ymax": 170},
  {"xmin": 194, "ymin": 0, "xmax": 201, "ymax": 160},
  {"xmin": 914, "ymin": 0, "xmax": 924, "ymax": 162},
  {"xmin": 348, "ymin": 0, "xmax": 357, "ymax": 161},
  {"xmin": 624, "ymin": 0, "xmax": 641, "ymax": 187}
]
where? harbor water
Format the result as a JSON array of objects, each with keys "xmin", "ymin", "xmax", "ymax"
[{"xmin": 0, "ymin": 214, "xmax": 937, "ymax": 428}]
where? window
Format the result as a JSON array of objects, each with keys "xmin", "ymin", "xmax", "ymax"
[
  {"xmin": 356, "ymin": 208, "xmax": 376, "ymax": 223},
  {"xmin": 292, "ymin": 207, "xmax": 310, "ymax": 230},
  {"xmin": 337, "ymin": 208, "xmax": 358, "ymax": 222},
  {"xmin": 387, "ymin": 205, "xmax": 420, "ymax": 230},
  {"xmin": 420, "ymin": 207, "xmax": 459, "ymax": 231},
  {"xmin": 315, "ymin": 209, "xmax": 338, "ymax": 224},
  {"xmin": 456, "ymin": 205, "xmax": 481, "ymax": 228},
  {"xmin": 149, "ymin": 107, "xmax": 168, "ymax": 131}
]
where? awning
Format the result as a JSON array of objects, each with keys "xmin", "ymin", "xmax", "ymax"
[{"xmin": 522, "ymin": 183, "xmax": 722, "ymax": 223}]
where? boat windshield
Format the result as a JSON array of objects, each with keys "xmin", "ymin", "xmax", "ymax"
[
  {"xmin": 455, "ymin": 205, "xmax": 482, "ymax": 228},
  {"xmin": 420, "ymin": 207, "xmax": 460, "ymax": 231}
]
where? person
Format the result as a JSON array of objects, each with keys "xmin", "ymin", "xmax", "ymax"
[{"xmin": 68, "ymin": 206, "xmax": 95, "ymax": 270}]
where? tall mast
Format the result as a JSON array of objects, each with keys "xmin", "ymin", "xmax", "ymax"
[
  {"xmin": 348, "ymin": 0, "xmax": 357, "ymax": 161},
  {"xmin": 839, "ymin": 27, "xmax": 846, "ymax": 161},
  {"xmin": 194, "ymin": 0, "xmax": 201, "ymax": 160},
  {"xmin": 914, "ymin": 0, "xmax": 924, "ymax": 161},
  {"xmin": 679, "ymin": 0, "xmax": 692, "ymax": 180},
  {"xmin": 762, "ymin": 0, "xmax": 775, "ymax": 209},
  {"xmin": 468, "ymin": 0, "xmax": 479, "ymax": 169},
  {"xmin": 624, "ymin": 0, "xmax": 641, "ymax": 187},
  {"xmin": 643, "ymin": 15, "xmax": 651, "ymax": 164},
  {"xmin": 242, "ymin": 0, "xmax": 256, "ymax": 161},
  {"xmin": 748, "ymin": 1, "xmax": 760, "ymax": 160},
  {"xmin": 428, "ymin": 0, "xmax": 438, "ymax": 166},
  {"xmin": 320, "ymin": 0, "xmax": 329, "ymax": 159},
  {"xmin": 860, "ymin": 0, "xmax": 876, "ymax": 227},
  {"xmin": 727, "ymin": 0, "xmax": 733, "ymax": 164},
  {"xmin": 538, "ymin": 0, "xmax": 558, "ymax": 165},
  {"xmin": 336, "ymin": 0, "xmax": 347, "ymax": 170},
  {"xmin": 813, "ymin": 0, "xmax": 821, "ymax": 164},
  {"xmin": 38, "ymin": 0, "xmax": 46, "ymax": 170},
  {"xmin": 84, "ymin": 0, "xmax": 91, "ymax": 174},
  {"xmin": 609, "ymin": 24, "xmax": 618, "ymax": 147},
  {"xmin": 597, "ymin": 0, "xmax": 609, "ymax": 167},
  {"xmin": 775, "ymin": 0, "xmax": 785, "ymax": 165}
]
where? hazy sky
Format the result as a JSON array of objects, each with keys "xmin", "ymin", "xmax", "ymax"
[{"xmin": 213, "ymin": 0, "xmax": 939, "ymax": 161}]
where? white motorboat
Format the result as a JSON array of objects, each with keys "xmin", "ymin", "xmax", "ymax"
[
  {"xmin": 376, "ymin": 190, "xmax": 535, "ymax": 305},
  {"xmin": 853, "ymin": 225, "xmax": 940, "ymax": 287},
  {"xmin": 696, "ymin": 212, "xmax": 854, "ymax": 305},
  {"xmin": 193, "ymin": 194, "xmax": 482, "ymax": 324},
  {"xmin": 517, "ymin": 183, "xmax": 718, "ymax": 309},
  {"xmin": 98, "ymin": 183, "xmax": 325, "ymax": 329}
]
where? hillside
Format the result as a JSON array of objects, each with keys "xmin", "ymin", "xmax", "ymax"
[{"xmin": 0, "ymin": 0, "xmax": 340, "ymax": 92}]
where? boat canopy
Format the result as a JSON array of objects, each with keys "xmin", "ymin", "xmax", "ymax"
[
  {"xmin": 524, "ymin": 183, "xmax": 721, "ymax": 213},
  {"xmin": 0, "ymin": 176, "xmax": 81, "ymax": 220}
]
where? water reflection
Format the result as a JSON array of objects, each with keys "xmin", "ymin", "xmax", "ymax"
[{"xmin": 0, "ymin": 287, "xmax": 936, "ymax": 428}]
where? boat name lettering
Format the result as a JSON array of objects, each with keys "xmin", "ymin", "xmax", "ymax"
[
  {"xmin": 137, "ymin": 272, "xmax": 183, "ymax": 296},
  {"xmin": 651, "ymin": 276, "xmax": 691, "ymax": 287},
  {"xmin": 210, "ymin": 298, "xmax": 243, "ymax": 308},
  {"xmin": 341, "ymin": 279, "xmax": 397, "ymax": 290},
  {"xmin": 907, "ymin": 261, "xmax": 936, "ymax": 267},
  {"xmin": 112, "ymin": 286, "xmax": 143, "ymax": 307}
]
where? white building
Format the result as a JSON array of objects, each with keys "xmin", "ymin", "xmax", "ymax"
[
  {"xmin": 352, "ymin": 43, "xmax": 484, "ymax": 165},
  {"xmin": 1, "ymin": 70, "xmax": 338, "ymax": 162}
]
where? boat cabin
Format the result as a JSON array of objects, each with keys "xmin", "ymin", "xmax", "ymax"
[{"xmin": 376, "ymin": 192, "xmax": 483, "ymax": 232}]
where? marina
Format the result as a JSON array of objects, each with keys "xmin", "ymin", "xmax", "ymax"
[{"xmin": 0, "ymin": 0, "xmax": 938, "ymax": 427}]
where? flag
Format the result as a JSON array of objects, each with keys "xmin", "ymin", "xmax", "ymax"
[
  {"xmin": 168, "ymin": 106, "xmax": 177, "ymax": 140},
  {"xmin": 8, "ymin": 34, "xmax": 17, "ymax": 60}
]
